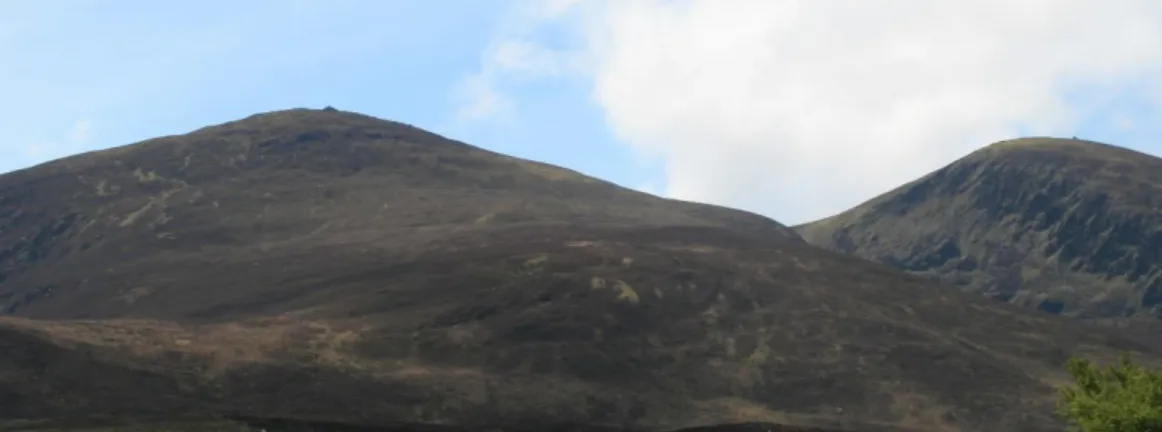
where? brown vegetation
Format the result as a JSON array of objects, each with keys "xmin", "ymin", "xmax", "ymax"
[
  {"xmin": 1, "ymin": 110, "xmax": 1159, "ymax": 431},
  {"xmin": 797, "ymin": 137, "xmax": 1162, "ymax": 322}
]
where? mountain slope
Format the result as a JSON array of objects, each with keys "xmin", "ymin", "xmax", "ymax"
[
  {"xmin": 1, "ymin": 114, "xmax": 1159, "ymax": 432},
  {"xmin": 796, "ymin": 137, "xmax": 1162, "ymax": 320},
  {"xmin": 0, "ymin": 108, "xmax": 795, "ymax": 319}
]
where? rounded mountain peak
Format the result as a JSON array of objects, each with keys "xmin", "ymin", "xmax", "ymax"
[
  {"xmin": 0, "ymin": 108, "xmax": 798, "ymax": 317},
  {"xmin": 966, "ymin": 136, "xmax": 1160, "ymax": 167},
  {"xmin": 797, "ymin": 136, "xmax": 1162, "ymax": 319}
]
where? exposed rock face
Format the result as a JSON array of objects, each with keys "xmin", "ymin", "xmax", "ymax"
[
  {"xmin": 1, "ymin": 115, "xmax": 1159, "ymax": 432},
  {"xmin": 796, "ymin": 137, "xmax": 1162, "ymax": 320}
]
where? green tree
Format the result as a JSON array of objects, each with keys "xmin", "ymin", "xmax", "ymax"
[{"xmin": 1057, "ymin": 352, "xmax": 1162, "ymax": 431}]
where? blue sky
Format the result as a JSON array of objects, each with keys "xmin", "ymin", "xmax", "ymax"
[
  {"xmin": 1, "ymin": 0, "xmax": 658, "ymax": 196},
  {"xmin": 4, "ymin": 1, "xmax": 1162, "ymax": 224}
]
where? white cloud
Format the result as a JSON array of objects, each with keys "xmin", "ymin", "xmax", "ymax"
[
  {"xmin": 24, "ymin": 119, "xmax": 95, "ymax": 161},
  {"xmin": 454, "ymin": 0, "xmax": 590, "ymax": 122},
  {"xmin": 489, "ymin": 39, "xmax": 583, "ymax": 79},
  {"xmin": 70, "ymin": 119, "xmax": 92, "ymax": 143},
  {"xmin": 23, "ymin": 141, "xmax": 54, "ymax": 159},
  {"xmin": 455, "ymin": 72, "xmax": 515, "ymax": 122},
  {"xmin": 1114, "ymin": 115, "xmax": 1136, "ymax": 132},
  {"xmin": 632, "ymin": 180, "xmax": 663, "ymax": 197},
  {"xmin": 474, "ymin": 0, "xmax": 1162, "ymax": 224}
]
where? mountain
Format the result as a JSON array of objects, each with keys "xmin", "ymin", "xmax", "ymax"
[
  {"xmin": 1, "ymin": 112, "xmax": 1159, "ymax": 432},
  {"xmin": 0, "ymin": 108, "xmax": 796, "ymax": 319},
  {"xmin": 795, "ymin": 137, "xmax": 1162, "ymax": 321}
]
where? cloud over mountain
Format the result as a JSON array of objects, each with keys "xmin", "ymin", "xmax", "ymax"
[{"xmin": 468, "ymin": 0, "xmax": 1162, "ymax": 223}]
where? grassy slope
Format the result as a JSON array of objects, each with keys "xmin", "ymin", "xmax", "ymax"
[
  {"xmin": 1, "ymin": 115, "xmax": 1160, "ymax": 431},
  {"xmin": 797, "ymin": 137, "xmax": 1162, "ymax": 320}
]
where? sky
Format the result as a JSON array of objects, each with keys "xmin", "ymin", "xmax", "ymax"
[{"xmin": 4, "ymin": 0, "xmax": 1162, "ymax": 225}]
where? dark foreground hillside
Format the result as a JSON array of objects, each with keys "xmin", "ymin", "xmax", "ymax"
[
  {"xmin": 1, "ymin": 110, "xmax": 1159, "ymax": 432},
  {"xmin": 0, "ymin": 417, "xmax": 846, "ymax": 432},
  {"xmin": 796, "ymin": 137, "xmax": 1162, "ymax": 322}
]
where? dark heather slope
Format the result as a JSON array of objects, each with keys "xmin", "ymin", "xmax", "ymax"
[
  {"xmin": 0, "ymin": 108, "xmax": 796, "ymax": 319},
  {"xmin": 1, "ymin": 112, "xmax": 1160, "ymax": 432},
  {"xmin": 796, "ymin": 137, "xmax": 1162, "ymax": 320}
]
